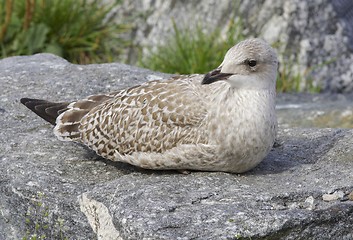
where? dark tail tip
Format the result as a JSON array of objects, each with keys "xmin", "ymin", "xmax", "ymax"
[{"xmin": 20, "ymin": 98, "xmax": 69, "ymax": 125}]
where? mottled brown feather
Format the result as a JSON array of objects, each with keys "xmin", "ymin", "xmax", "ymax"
[{"xmin": 61, "ymin": 76, "xmax": 211, "ymax": 158}]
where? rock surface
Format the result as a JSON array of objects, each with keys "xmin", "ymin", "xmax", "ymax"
[
  {"xmin": 114, "ymin": 0, "xmax": 353, "ymax": 93},
  {"xmin": 1, "ymin": 54, "xmax": 353, "ymax": 239}
]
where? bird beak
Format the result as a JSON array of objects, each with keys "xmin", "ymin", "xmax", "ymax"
[{"xmin": 201, "ymin": 67, "xmax": 233, "ymax": 85}]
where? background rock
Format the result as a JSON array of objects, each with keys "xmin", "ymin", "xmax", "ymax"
[
  {"xmin": 1, "ymin": 54, "xmax": 353, "ymax": 239},
  {"xmin": 276, "ymin": 93, "xmax": 353, "ymax": 129},
  {"xmin": 113, "ymin": 0, "xmax": 353, "ymax": 93}
]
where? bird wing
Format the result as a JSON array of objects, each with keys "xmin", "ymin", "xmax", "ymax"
[{"xmin": 55, "ymin": 75, "xmax": 211, "ymax": 159}]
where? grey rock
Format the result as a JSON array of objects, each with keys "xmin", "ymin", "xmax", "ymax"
[
  {"xmin": 332, "ymin": 0, "xmax": 353, "ymax": 51},
  {"xmin": 1, "ymin": 54, "xmax": 353, "ymax": 239},
  {"xmin": 112, "ymin": 0, "xmax": 353, "ymax": 93},
  {"xmin": 276, "ymin": 93, "xmax": 353, "ymax": 128}
]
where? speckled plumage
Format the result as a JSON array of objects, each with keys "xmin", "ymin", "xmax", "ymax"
[{"xmin": 21, "ymin": 38, "xmax": 279, "ymax": 173}]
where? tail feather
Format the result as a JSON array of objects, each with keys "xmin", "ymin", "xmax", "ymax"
[
  {"xmin": 21, "ymin": 94, "xmax": 113, "ymax": 142},
  {"xmin": 20, "ymin": 98, "xmax": 69, "ymax": 125}
]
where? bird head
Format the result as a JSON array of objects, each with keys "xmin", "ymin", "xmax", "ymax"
[{"xmin": 202, "ymin": 38, "xmax": 278, "ymax": 90}]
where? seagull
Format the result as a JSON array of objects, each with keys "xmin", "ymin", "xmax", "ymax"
[{"xmin": 20, "ymin": 38, "xmax": 278, "ymax": 173}]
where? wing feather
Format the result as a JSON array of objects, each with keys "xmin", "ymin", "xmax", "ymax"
[
  {"xmin": 78, "ymin": 75, "xmax": 210, "ymax": 159},
  {"xmin": 54, "ymin": 94, "xmax": 114, "ymax": 141}
]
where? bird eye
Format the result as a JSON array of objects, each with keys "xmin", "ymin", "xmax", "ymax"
[{"xmin": 247, "ymin": 59, "xmax": 257, "ymax": 67}]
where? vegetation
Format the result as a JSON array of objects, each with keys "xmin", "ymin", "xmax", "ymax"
[
  {"xmin": 0, "ymin": 0, "xmax": 130, "ymax": 64},
  {"xmin": 23, "ymin": 192, "xmax": 67, "ymax": 240},
  {"xmin": 139, "ymin": 18, "xmax": 245, "ymax": 74},
  {"xmin": 276, "ymin": 59, "xmax": 320, "ymax": 93}
]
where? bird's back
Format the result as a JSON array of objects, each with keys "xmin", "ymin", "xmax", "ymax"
[{"xmin": 52, "ymin": 75, "xmax": 212, "ymax": 159}]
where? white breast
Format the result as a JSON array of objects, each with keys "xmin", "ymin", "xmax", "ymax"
[{"xmin": 206, "ymin": 87, "xmax": 277, "ymax": 172}]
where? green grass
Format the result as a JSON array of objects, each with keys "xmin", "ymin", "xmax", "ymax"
[
  {"xmin": 276, "ymin": 56, "xmax": 339, "ymax": 93},
  {"xmin": 276, "ymin": 59, "xmax": 321, "ymax": 93},
  {"xmin": 139, "ymin": 18, "xmax": 245, "ymax": 74},
  {"xmin": 0, "ymin": 0, "xmax": 130, "ymax": 64}
]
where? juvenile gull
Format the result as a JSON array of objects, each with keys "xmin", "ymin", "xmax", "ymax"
[{"xmin": 20, "ymin": 38, "xmax": 278, "ymax": 173}]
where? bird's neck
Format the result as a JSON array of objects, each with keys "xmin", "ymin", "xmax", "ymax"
[{"xmin": 213, "ymin": 83, "xmax": 276, "ymax": 106}]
